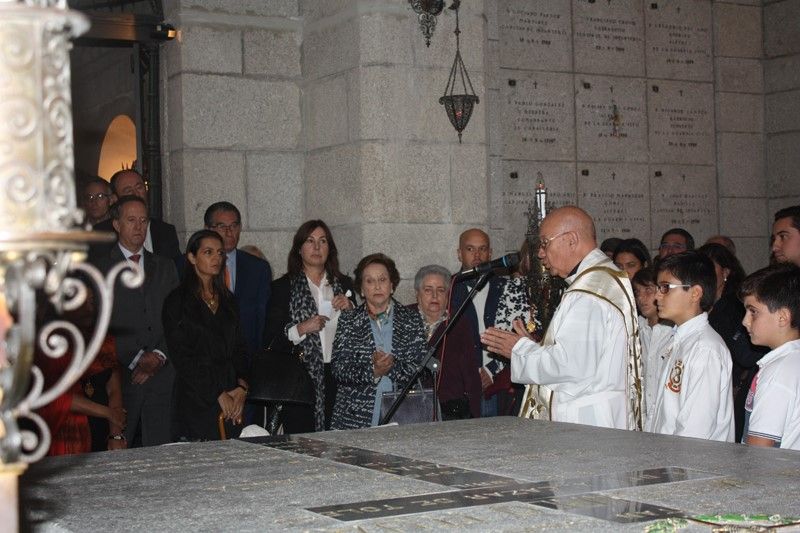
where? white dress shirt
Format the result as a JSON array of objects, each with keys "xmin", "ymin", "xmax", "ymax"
[
  {"xmin": 287, "ymin": 275, "xmax": 340, "ymax": 363},
  {"xmin": 638, "ymin": 316, "xmax": 675, "ymax": 424}
]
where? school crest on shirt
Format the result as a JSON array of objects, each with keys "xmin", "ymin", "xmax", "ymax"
[{"xmin": 667, "ymin": 359, "xmax": 683, "ymax": 393}]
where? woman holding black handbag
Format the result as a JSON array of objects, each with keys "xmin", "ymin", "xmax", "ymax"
[
  {"xmin": 263, "ymin": 220, "xmax": 355, "ymax": 432},
  {"xmin": 162, "ymin": 230, "xmax": 250, "ymax": 441}
]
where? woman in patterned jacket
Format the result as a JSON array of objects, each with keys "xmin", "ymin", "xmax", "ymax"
[{"xmin": 331, "ymin": 253, "xmax": 426, "ymax": 429}]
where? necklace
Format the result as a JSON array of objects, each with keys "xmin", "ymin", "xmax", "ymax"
[{"xmin": 201, "ymin": 292, "xmax": 217, "ymax": 310}]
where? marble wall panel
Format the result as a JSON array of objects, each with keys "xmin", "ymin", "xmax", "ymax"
[
  {"xmin": 645, "ymin": 0, "xmax": 713, "ymax": 81},
  {"xmin": 764, "ymin": 55, "xmax": 800, "ymax": 93},
  {"xmin": 715, "ymin": 57, "xmax": 763, "ymax": 94},
  {"xmin": 767, "ymin": 131, "xmax": 800, "ymax": 197},
  {"xmin": 648, "ymin": 80, "xmax": 715, "ymax": 165},
  {"xmin": 495, "ymin": 160, "xmax": 577, "ymax": 249},
  {"xmin": 575, "ymin": 75, "xmax": 647, "ymax": 162},
  {"xmin": 649, "ymin": 165, "xmax": 718, "ymax": 248},
  {"xmin": 714, "ymin": 3, "xmax": 762, "ymax": 59},
  {"xmin": 716, "ymin": 92, "xmax": 763, "ymax": 133},
  {"xmin": 765, "ymin": 89, "xmax": 800, "ymax": 134},
  {"xmin": 717, "ymin": 133, "xmax": 766, "ymax": 198},
  {"xmin": 501, "ymin": 71, "xmax": 575, "ymax": 160},
  {"xmin": 764, "ymin": 0, "xmax": 800, "ymax": 58},
  {"xmin": 719, "ymin": 197, "xmax": 768, "ymax": 239},
  {"xmin": 498, "ymin": 0, "xmax": 572, "ymax": 71},
  {"xmin": 735, "ymin": 237, "xmax": 771, "ymax": 275},
  {"xmin": 576, "ymin": 163, "xmax": 650, "ymax": 243},
  {"xmin": 573, "ymin": 0, "xmax": 645, "ymax": 77}
]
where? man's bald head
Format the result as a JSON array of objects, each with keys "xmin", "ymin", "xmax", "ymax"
[
  {"xmin": 457, "ymin": 228, "xmax": 492, "ymax": 271},
  {"xmin": 537, "ymin": 206, "xmax": 598, "ymax": 278}
]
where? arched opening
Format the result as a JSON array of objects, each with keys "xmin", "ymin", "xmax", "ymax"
[{"xmin": 97, "ymin": 114, "xmax": 137, "ymax": 180}]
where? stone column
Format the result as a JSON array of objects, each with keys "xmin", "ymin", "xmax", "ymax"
[
  {"xmin": 162, "ymin": 0, "xmax": 304, "ymax": 265},
  {"xmin": 300, "ymin": 0, "xmax": 488, "ymax": 300}
]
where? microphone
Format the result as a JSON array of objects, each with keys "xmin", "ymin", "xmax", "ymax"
[{"xmin": 455, "ymin": 253, "xmax": 520, "ymax": 279}]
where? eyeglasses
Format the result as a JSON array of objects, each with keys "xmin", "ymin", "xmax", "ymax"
[
  {"xmin": 210, "ymin": 222, "xmax": 241, "ymax": 232},
  {"xmin": 84, "ymin": 193, "xmax": 110, "ymax": 202},
  {"xmin": 659, "ymin": 242, "xmax": 687, "ymax": 251},
  {"xmin": 655, "ymin": 282, "xmax": 691, "ymax": 294},
  {"xmin": 539, "ymin": 231, "xmax": 569, "ymax": 250}
]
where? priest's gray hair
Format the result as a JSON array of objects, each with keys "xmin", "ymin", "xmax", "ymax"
[{"xmin": 414, "ymin": 264, "xmax": 452, "ymax": 292}]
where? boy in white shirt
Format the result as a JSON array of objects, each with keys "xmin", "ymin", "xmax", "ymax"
[
  {"xmin": 646, "ymin": 252, "xmax": 735, "ymax": 442},
  {"xmin": 740, "ymin": 264, "xmax": 800, "ymax": 450}
]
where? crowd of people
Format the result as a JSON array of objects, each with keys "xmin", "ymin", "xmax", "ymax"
[{"xmin": 36, "ymin": 169, "xmax": 800, "ymax": 454}]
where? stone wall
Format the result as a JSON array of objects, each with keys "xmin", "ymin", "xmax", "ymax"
[{"xmin": 765, "ymin": 0, "xmax": 800, "ymax": 239}]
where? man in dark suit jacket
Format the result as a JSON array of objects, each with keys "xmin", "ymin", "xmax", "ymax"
[
  {"xmin": 448, "ymin": 228, "xmax": 506, "ymax": 417},
  {"xmin": 205, "ymin": 201, "xmax": 272, "ymax": 356},
  {"xmin": 98, "ymin": 195, "xmax": 179, "ymax": 446},
  {"xmin": 92, "ymin": 169, "xmax": 181, "ymax": 262}
]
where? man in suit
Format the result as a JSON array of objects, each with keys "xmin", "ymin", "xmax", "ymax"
[
  {"xmin": 93, "ymin": 169, "xmax": 181, "ymax": 262},
  {"xmin": 447, "ymin": 228, "xmax": 506, "ymax": 417},
  {"xmin": 98, "ymin": 195, "xmax": 179, "ymax": 446},
  {"xmin": 205, "ymin": 201, "xmax": 273, "ymax": 356}
]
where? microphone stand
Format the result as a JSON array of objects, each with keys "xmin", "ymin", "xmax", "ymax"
[{"xmin": 380, "ymin": 270, "xmax": 492, "ymax": 425}]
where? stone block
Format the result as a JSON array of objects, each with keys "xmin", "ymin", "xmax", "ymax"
[
  {"xmin": 501, "ymin": 70, "xmax": 575, "ymax": 161},
  {"xmin": 359, "ymin": 12, "xmax": 413, "ymax": 67},
  {"xmin": 360, "ymin": 142, "xmax": 451, "ymax": 224},
  {"xmin": 411, "ymin": 11, "xmax": 485, "ymax": 74},
  {"xmin": 645, "ymin": 0, "xmax": 713, "ymax": 81},
  {"xmin": 575, "ymin": 75, "xmax": 648, "ymax": 162},
  {"xmin": 649, "ymin": 164, "xmax": 718, "ymax": 248},
  {"xmin": 172, "ymin": 150, "xmax": 247, "ymax": 230},
  {"xmin": 764, "ymin": 54, "xmax": 800, "ymax": 93},
  {"xmin": 166, "ymin": 73, "xmax": 185, "ymax": 150},
  {"xmin": 765, "ymin": 89, "xmax": 800, "ymax": 134},
  {"xmin": 302, "ymin": 17, "xmax": 359, "ymax": 80},
  {"xmin": 648, "ymin": 80, "xmax": 715, "ymax": 165},
  {"xmin": 450, "ymin": 147, "xmax": 489, "ymax": 225},
  {"xmin": 498, "ymin": 0, "xmax": 572, "ymax": 71},
  {"xmin": 767, "ymin": 131, "xmax": 800, "ymax": 197},
  {"xmin": 245, "ymin": 151, "xmax": 304, "ymax": 230},
  {"xmin": 764, "ymin": 0, "xmax": 800, "ymax": 58},
  {"xmin": 181, "ymin": 74, "xmax": 301, "ymax": 150},
  {"xmin": 237, "ymin": 229, "xmax": 295, "ymax": 277},
  {"xmin": 243, "ymin": 29, "xmax": 301, "ymax": 78},
  {"xmin": 715, "ymin": 57, "xmax": 763, "ymax": 93},
  {"xmin": 165, "ymin": 150, "xmax": 186, "ymax": 231},
  {"xmin": 714, "ymin": 3, "xmax": 762, "ymax": 58},
  {"xmin": 178, "ymin": 0, "xmax": 298, "ymax": 17},
  {"xmin": 719, "ymin": 197, "xmax": 768, "ymax": 238},
  {"xmin": 326, "ymin": 222, "xmax": 363, "ymax": 277},
  {"xmin": 304, "ymin": 144, "xmax": 362, "ymax": 226},
  {"xmin": 486, "ymin": 87, "xmax": 502, "ymax": 157},
  {"xmin": 577, "ymin": 163, "xmax": 651, "ymax": 244},
  {"xmin": 488, "ymin": 155, "xmax": 503, "ymax": 228},
  {"xmin": 305, "ymin": 75, "xmax": 349, "ymax": 150},
  {"xmin": 573, "ymin": 0, "xmax": 645, "ymax": 77},
  {"xmin": 716, "ymin": 92, "xmax": 763, "ymax": 133},
  {"xmin": 734, "ymin": 237, "xmax": 771, "ymax": 275},
  {"xmin": 495, "ymin": 160, "xmax": 577, "ymax": 248},
  {"xmin": 171, "ymin": 25, "xmax": 241, "ymax": 76},
  {"xmin": 299, "ymin": 0, "xmax": 355, "ymax": 22},
  {"xmin": 356, "ymin": 65, "xmax": 486, "ymax": 144},
  {"xmin": 717, "ymin": 132, "xmax": 765, "ymax": 197},
  {"xmin": 486, "ymin": 0, "xmax": 499, "ymax": 41}
]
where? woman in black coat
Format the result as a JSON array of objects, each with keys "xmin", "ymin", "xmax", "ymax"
[
  {"xmin": 263, "ymin": 220, "xmax": 355, "ymax": 432},
  {"xmin": 163, "ymin": 230, "xmax": 249, "ymax": 441}
]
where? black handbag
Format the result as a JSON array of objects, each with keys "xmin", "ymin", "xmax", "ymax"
[
  {"xmin": 379, "ymin": 381, "xmax": 439, "ymax": 425},
  {"xmin": 249, "ymin": 346, "xmax": 314, "ymax": 406}
]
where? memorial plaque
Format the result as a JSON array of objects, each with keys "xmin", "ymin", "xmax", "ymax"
[
  {"xmin": 577, "ymin": 163, "xmax": 650, "ymax": 244},
  {"xmin": 498, "ymin": 0, "xmax": 572, "ymax": 71},
  {"xmin": 648, "ymin": 80, "xmax": 715, "ymax": 165},
  {"xmin": 573, "ymin": 0, "xmax": 645, "ymax": 76},
  {"xmin": 575, "ymin": 76, "xmax": 648, "ymax": 162},
  {"xmin": 645, "ymin": 0, "xmax": 712, "ymax": 81},
  {"xmin": 501, "ymin": 71, "xmax": 575, "ymax": 160},
  {"xmin": 495, "ymin": 160, "xmax": 576, "ymax": 250},
  {"xmin": 650, "ymin": 164, "xmax": 717, "ymax": 248}
]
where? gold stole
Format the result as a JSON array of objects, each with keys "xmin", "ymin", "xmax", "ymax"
[{"xmin": 518, "ymin": 265, "xmax": 644, "ymax": 430}]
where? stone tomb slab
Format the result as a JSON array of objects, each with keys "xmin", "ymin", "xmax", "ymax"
[
  {"xmin": 573, "ymin": 0, "xmax": 645, "ymax": 77},
  {"xmin": 577, "ymin": 163, "xmax": 650, "ymax": 244},
  {"xmin": 648, "ymin": 80, "xmax": 715, "ymax": 165},
  {"xmin": 494, "ymin": 160, "xmax": 576, "ymax": 250},
  {"xmin": 645, "ymin": 0, "xmax": 713, "ymax": 82},
  {"xmin": 498, "ymin": 0, "xmax": 572, "ymax": 71},
  {"xmin": 22, "ymin": 418, "xmax": 800, "ymax": 531},
  {"xmin": 650, "ymin": 164, "xmax": 718, "ymax": 248},
  {"xmin": 575, "ymin": 75, "xmax": 648, "ymax": 162},
  {"xmin": 501, "ymin": 71, "xmax": 575, "ymax": 161}
]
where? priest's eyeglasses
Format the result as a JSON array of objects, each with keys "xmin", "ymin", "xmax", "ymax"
[
  {"xmin": 539, "ymin": 231, "xmax": 569, "ymax": 250},
  {"xmin": 655, "ymin": 282, "xmax": 691, "ymax": 294}
]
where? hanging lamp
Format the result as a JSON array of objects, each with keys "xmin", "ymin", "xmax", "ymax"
[{"xmin": 439, "ymin": 0, "xmax": 479, "ymax": 143}]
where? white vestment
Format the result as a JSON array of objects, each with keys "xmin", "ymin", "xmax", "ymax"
[
  {"xmin": 638, "ymin": 316, "xmax": 674, "ymax": 425},
  {"xmin": 512, "ymin": 249, "xmax": 642, "ymax": 429}
]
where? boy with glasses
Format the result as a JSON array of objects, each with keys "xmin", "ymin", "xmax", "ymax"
[{"xmin": 646, "ymin": 252, "xmax": 735, "ymax": 441}]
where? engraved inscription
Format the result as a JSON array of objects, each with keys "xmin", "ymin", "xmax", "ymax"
[
  {"xmin": 648, "ymin": 80, "xmax": 714, "ymax": 165},
  {"xmin": 498, "ymin": 0, "xmax": 572, "ymax": 71},
  {"xmin": 573, "ymin": 0, "xmax": 645, "ymax": 76},
  {"xmin": 650, "ymin": 165, "xmax": 717, "ymax": 247},
  {"xmin": 578, "ymin": 164, "xmax": 650, "ymax": 242},
  {"xmin": 645, "ymin": 0, "xmax": 712, "ymax": 81}
]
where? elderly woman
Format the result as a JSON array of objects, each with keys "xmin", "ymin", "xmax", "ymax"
[
  {"xmin": 264, "ymin": 220, "xmax": 355, "ymax": 432},
  {"xmin": 411, "ymin": 265, "xmax": 482, "ymax": 420},
  {"xmin": 331, "ymin": 253, "xmax": 426, "ymax": 429},
  {"xmin": 162, "ymin": 230, "xmax": 250, "ymax": 441}
]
